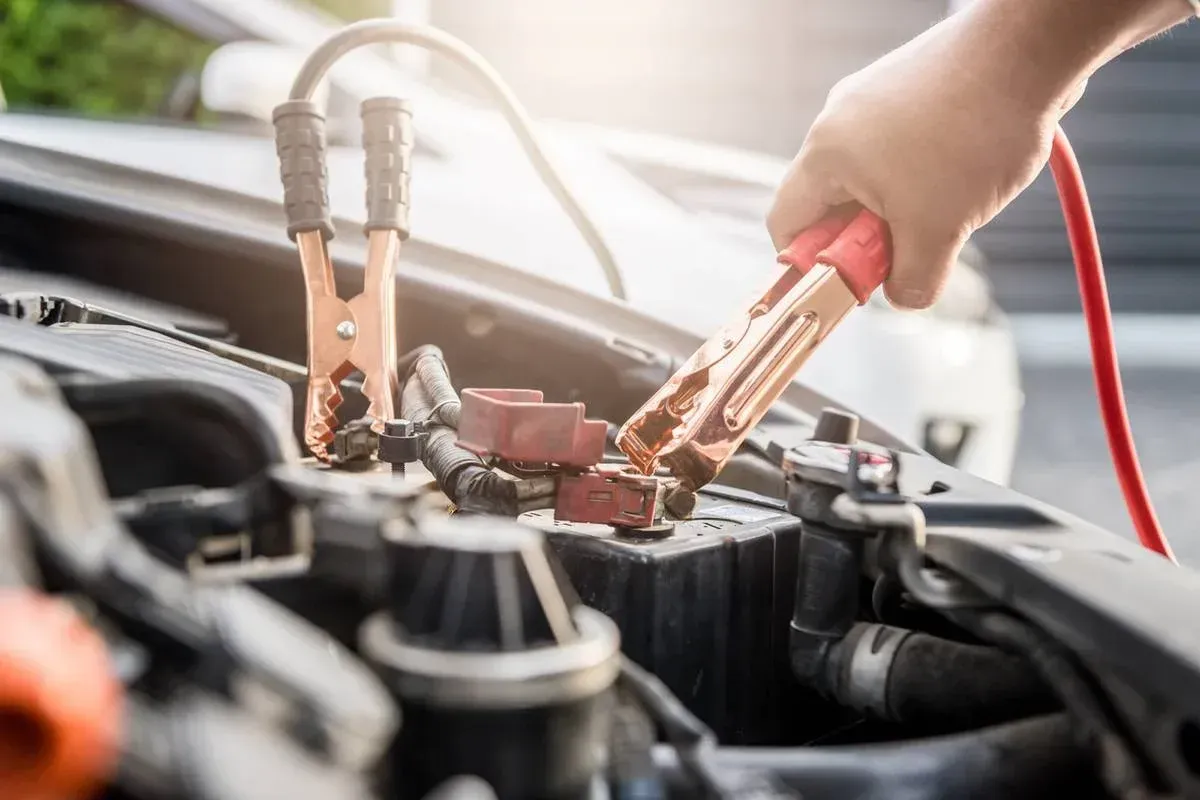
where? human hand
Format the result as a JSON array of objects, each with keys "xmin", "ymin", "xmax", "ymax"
[{"xmin": 767, "ymin": 12, "xmax": 1084, "ymax": 309}]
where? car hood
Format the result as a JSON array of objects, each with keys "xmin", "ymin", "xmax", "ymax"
[
  {"xmin": 0, "ymin": 114, "xmax": 790, "ymax": 327},
  {"xmin": 0, "ymin": 113, "xmax": 994, "ymax": 420}
]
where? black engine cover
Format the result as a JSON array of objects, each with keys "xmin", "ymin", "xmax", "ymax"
[{"xmin": 0, "ymin": 317, "xmax": 296, "ymax": 495}]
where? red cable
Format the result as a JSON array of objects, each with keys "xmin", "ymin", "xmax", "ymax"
[{"xmin": 1047, "ymin": 126, "xmax": 1176, "ymax": 563}]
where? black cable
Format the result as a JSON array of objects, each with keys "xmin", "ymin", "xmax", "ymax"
[
  {"xmin": 948, "ymin": 610, "xmax": 1170, "ymax": 800},
  {"xmin": 609, "ymin": 693, "xmax": 666, "ymax": 799},
  {"xmin": 616, "ymin": 656, "xmax": 731, "ymax": 798},
  {"xmin": 399, "ymin": 345, "xmax": 461, "ymax": 428},
  {"xmin": 652, "ymin": 713, "xmax": 1098, "ymax": 800},
  {"xmin": 287, "ymin": 19, "xmax": 626, "ymax": 300}
]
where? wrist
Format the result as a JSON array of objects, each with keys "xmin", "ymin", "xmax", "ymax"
[{"xmin": 959, "ymin": 0, "xmax": 1194, "ymax": 112}]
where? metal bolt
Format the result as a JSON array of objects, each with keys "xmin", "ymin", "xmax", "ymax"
[
  {"xmin": 812, "ymin": 407, "xmax": 860, "ymax": 445},
  {"xmin": 336, "ymin": 320, "xmax": 357, "ymax": 340},
  {"xmin": 384, "ymin": 419, "xmax": 414, "ymax": 437},
  {"xmin": 664, "ymin": 486, "xmax": 697, "ymax": 519},
  {"xmin": 615, "ymin": 522, "xmax": 675, "ymax": 541}
]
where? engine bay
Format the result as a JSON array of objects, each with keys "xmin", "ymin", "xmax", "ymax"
[
  {"xmin": 0, "ymin": 264, "xmax": 1199, "ymax": 798},
  {"xmin": 0, "ymin": 17, "xmax": 1198, "ymax": 798}
]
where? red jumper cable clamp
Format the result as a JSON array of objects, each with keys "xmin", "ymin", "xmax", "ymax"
[
  {"xmin": 274, "ymin": 97, "xmax": 413, "ymax": 460},
  {"xmin": 616, "ymin": 208, "xmax": 891, "ymax": 491}
]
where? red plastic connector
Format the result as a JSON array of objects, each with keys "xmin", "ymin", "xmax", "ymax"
[{"xmin": 555, "ymin": 464, "xmax": 663, "ymax": 528}]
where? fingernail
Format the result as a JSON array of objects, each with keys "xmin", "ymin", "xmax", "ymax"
[
  {"xmin": 885, "ymin": 287, "xmax": 926, "ymax": 309},
  {"xmin": 899, "ymin": 288, "xmax": 928, "ymax": 307}
]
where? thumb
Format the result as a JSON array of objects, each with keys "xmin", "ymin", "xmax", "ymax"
[
  {"xmin": 882, "ymin": 223, "xmax": 966, "ymax": 310},
  {"xmin": 1059, "ymin": 77, "xmax": 1088, "ymax": 118},
  {"xmin": 766, "ymin": 159, "xmax": 852, "ymax": 252}
]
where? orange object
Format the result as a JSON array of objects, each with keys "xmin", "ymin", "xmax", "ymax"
[{"xmin": 0, "ymin": 590, "xmax": 123, "ymax": 800}]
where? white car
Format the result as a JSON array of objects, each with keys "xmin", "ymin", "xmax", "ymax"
[{"xmin": 0, "ymin": 0, "xmax": 1022, "ymax": 483}]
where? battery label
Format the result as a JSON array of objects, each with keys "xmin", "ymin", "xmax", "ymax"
[{"xmin": 694, "ymin": 503, "xmax": 782, "ymax": 524}]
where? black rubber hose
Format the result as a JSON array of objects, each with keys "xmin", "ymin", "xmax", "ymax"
[
  {"xmin": 789, "ymin": 526, "xmax": 863, "ymax": 691},
  {"xmin": 949, "ymin": 610, "xmax": 1167, "ymax": 799},
  {"xmin": 652, "ymin": 713, "xmax": 1101, "ymax": 800},
  {"xmin": 841, "ymin": 624, "xmax": 1058, "ymax": 729},
  {"xmin": 398, "ymin": 351, "xmax": 516, "ymax": 514}
]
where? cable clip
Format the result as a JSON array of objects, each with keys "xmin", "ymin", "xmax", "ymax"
[
  {"xmin": 616, "ymin": 208, "xmax": 891, "ymax": 490},
  {"xmin": 274, "ymin": 97, "xmax": 414, "ymax": 460}
]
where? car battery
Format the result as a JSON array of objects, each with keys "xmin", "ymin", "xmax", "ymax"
[{"xmin": 520, "ymin": 486, "xmax": 808, "ymax": 745}]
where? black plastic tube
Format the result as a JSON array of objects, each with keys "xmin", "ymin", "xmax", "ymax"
[{"xmin": 652, "ymin": 714, "xmax": 1099, "ymax": 800}]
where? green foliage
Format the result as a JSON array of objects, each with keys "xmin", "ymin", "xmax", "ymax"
[
  {"xmin": 0, "ymin": 0, "xmax": 216, "ymax": 116},
  {"xmin": 308, "ymin": 0, "xmax": 390, "ymax": 21}
]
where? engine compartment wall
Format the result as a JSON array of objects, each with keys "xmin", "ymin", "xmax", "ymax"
[{"xmin": 0, "ymin": 200, "xmax": 671, "ymax": 429}]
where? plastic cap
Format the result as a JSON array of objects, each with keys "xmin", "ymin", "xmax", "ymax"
[
  {"xmin": 812, "ymin": 407, "xmax": 860, "ymax": 445},
  {"xmin": 0, "ymin": 590, "xmax": 122, "ymax": 800}
]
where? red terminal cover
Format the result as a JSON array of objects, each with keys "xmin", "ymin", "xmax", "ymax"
[
  {"xmin": 555, "ymin": 464, "xmax": 661, "ymax": 528},
  {"xmin": 457, "ymin": 388, "xmax": 608, "ymax": 467},
  {"xmin": 777, "ymin": 208, "xmax": 892, "ymax": 304}
]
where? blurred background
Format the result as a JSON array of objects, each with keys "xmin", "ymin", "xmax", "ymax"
[{"xmin": 1, "ymin": 0, "xmax": 1197, "ymax": 554}]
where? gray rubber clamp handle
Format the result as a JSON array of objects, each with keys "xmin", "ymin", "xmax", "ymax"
[
  {"xmin": 273, "ymin": 100, "xmax": 334, "ymax": 242},
  {"xmin": 361, "ymin": 97, "xmax": 413, "ymax": 238}
]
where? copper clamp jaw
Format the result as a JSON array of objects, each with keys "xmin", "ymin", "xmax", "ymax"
[
  {"xmin": 274, "ymin": 97, "xmax": 414, "ymax": 460},
  {"xmin": 616, "ymin": 209, "xmax": 891, "ymax": 491}
]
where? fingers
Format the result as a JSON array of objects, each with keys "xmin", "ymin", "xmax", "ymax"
[
  {"xmin": 883, "ymin": 222, "xmax": 968, "ymax": 310},
  {"xmin": 766, "ymin": 156, "xmax": 852, "ymax": 252}
]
